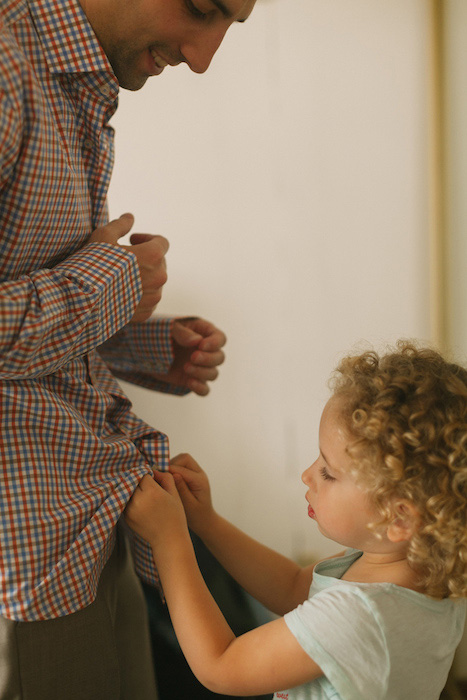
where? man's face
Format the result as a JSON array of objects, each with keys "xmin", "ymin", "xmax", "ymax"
[{"xmin": 79, "ymin": 0, "xmax": 256, "ymax": 90}]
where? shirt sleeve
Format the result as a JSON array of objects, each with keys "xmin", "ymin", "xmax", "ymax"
[
  {"xmin": 0, "ymin": 86, "xmax": 21, "ymax": 189},
  {"xmin": 284, "ymin": 585, "xmax": 389, "ymax": 700},
  {"xmin": 97, "ymin": 317, "xmax": 190, "ymax": 396},
  {"xmin": 0, "ymin": 242, "xmax": 142, "ymax": 380},
  {"xmin": 0, "ymin": 47, "xmax": 144, "ymax": 380}
]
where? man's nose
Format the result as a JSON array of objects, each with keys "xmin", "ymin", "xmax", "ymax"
[{"xmin": 182, "ymin": 25, "xmax": 229, "ymax": 74}]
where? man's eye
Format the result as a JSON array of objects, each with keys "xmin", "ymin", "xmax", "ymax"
[
  {"xmin": 320, "ymin": 466, "xmax": 336, "ymax": 482},
  {"xmin": 185, "ymin": 0, "xmax": 208, "ymax": 20}
]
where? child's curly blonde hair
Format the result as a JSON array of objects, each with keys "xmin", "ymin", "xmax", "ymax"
[{"xmin": 330, "ymin": 341, "xmax": 467, "ymax": 599}]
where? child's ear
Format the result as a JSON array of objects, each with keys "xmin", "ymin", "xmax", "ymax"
[{"xmin": 386, "ymin": 500, "xmax": 420, "ymax": 543}]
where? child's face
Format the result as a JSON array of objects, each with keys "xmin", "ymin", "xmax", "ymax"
[{"xmin": 302, "ymin": 398, "xmax": 391, "ymax": 553}]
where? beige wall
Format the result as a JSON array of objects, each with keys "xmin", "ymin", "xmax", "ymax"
[
  {"xmin": 444, "ymin": 0, "xmax": 467, "ymax": 680},
  {"xmin": 109, "ymin": 0, "xmax": 432, "ymax": 562},
  {"xmin": 446, "ymin": 0, "xmax": 467, "ymax": 356}
]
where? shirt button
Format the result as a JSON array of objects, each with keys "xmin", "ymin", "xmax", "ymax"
[{"xmin": 84, "ymin": 138, "xmax": 93, "ymax": 150}]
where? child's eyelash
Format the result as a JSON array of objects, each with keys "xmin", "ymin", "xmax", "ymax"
[{"xmin": 320, "ymin": 466, "xmax": 336, "ymax": 482}]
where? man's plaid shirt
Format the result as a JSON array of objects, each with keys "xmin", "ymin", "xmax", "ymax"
[{"xmin": 0, "ymin": 0, "xmax": 181, "ymax": 621}]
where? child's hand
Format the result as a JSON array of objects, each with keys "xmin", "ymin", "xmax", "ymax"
[
  {"xmin": 124, "ymin": 472, "xmax": 189, "ymax": 551},
  {"xmin": 169, "ymin": 453, "xmax": 215, "ymax": 536}
]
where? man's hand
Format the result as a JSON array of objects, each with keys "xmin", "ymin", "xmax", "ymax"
[
  {"xmin": 89, "ymin": 213, "xmax": 169, "ymax": 323},
  {"xmin": 158, "ymin": 318, "xmax": 227, "ymax": 396}
]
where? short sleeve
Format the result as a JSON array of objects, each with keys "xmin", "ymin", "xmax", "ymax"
[{"xmin": 284, "ymin": 585, "xmax": 389, "ymax": 700}]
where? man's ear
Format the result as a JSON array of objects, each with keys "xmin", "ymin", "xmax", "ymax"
[{"xmin": 386, "ymin": 500, "xmax": 421, "ymax": 543}]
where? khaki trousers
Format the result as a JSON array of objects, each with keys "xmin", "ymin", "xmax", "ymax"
[{"xmin": 0, "ymin": 528, "xmax": 158, "ymax": 700}]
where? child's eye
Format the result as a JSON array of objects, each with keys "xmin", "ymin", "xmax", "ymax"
[
  {"xmin": 320, "ymin": 466, "xmax": 336, "ymax": 482},
  {"xmin": 185, "ymin": 0, "xmax": 209, "ymax": 20}
]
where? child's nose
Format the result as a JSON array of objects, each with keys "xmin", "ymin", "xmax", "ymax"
[{"xmin": 302, "ymin": 462, "xmax": 315, "ymax": 487}]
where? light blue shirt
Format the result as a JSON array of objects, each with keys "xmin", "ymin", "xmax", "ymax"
[{"xmin": 278, "ymin": 549, "xmax": 466, "ymax": 700}]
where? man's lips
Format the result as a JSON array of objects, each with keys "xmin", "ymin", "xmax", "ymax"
[
  {"xmin": 147, "ymin": 49, "xmax": 169, "ymax": 76},
  {"xmin": 308, "ymin": 504, "xmax": 316, "ymax": 519}
]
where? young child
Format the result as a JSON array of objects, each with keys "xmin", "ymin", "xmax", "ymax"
[{"xmin": 125, "ymin": 342, "xmax": 467, "ymax": 699}]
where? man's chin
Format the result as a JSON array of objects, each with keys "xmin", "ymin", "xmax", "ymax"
[
  {"xmin": 110, "ymin": 59, "xmax": 150, "ymax": 91},
  {"xmin": 116, "ymin": 71, "xmax": 149, "ymax": 91},
  {"xmin": 120, "ymin": 78, "xmax": 149, "ymax": 91}
]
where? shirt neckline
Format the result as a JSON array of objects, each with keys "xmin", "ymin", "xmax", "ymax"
[
  {"xmin": 28, "ymin": 0, "xmax": 116, "ymax": 79},
  {"xmin": 313, "ymin": 550, "xmax": 460, "ymax": 610}
]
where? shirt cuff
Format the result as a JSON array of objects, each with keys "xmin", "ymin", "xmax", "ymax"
[{"xmin": 98, "ymin": 316, "xmax": 190, "ymax": 396}]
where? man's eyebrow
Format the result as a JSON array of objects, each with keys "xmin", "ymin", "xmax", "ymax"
[{"xmin": 210, "ymin": 0, "xmax": 248, "ymax": 22}]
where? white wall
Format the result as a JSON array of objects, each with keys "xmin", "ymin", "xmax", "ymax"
[{"xmin": 108, "ymin": 0, "xmax": 431, "ymax": 563}]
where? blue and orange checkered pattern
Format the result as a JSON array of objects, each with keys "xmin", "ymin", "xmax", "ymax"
[{"xmin": 0, "ymin": 0, "xmax": 182, "ymax": 621}]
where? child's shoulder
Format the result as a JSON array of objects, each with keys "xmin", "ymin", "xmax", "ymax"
[
  {"xmin": 287, "ymin": 574, "xmax": 466, "ymax": 700},
  {"xmin": 310, "ymin": 572, "xmax": 464, "ymax": 628}
]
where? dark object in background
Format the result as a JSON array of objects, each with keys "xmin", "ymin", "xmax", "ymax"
[{"xmin": 143, "ymin": 532, "xmax": 273, "ymax": 700}]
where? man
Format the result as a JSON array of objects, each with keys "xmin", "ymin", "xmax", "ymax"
[{"xmin": 0, "ymin": 0, "xmax": 256, "ymax": 697}]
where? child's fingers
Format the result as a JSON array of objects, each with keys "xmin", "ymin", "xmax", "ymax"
[
  {"xmin": 169, "ymin": 463, "xmax": 196, "ymax": 481},
  {"xmin": 169, "ymin": 466, "xmax": 206, "ymax": 497},
  {"xmin": 172, "ymin": 472, "xmax": 194, "ymax": 500},
  {"xmin": 170, "ymin": 453, "xmax": 202, "ymax": 473},
  {"xmin": 169, "ymin": 462, "xmax": 204, "ymax": 483},
  {"xmin": 153, "ymin": 470, "xmax": 180, "ymax": 497},
  {"xmin": 137, "ymin": 474, "xmax": 158, "ymax": 491}
]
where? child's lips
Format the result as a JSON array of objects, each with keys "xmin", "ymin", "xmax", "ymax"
[{"xmin": 308, "ymin": 504, "xmax": 316, "ymax": 519}]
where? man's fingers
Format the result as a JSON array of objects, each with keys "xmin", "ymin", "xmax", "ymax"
[
  {"xmin": 198, "ymin": 330, "xmax": 227, "ymax": 352},
  {"xmin": 125, "ymin": 235, "xmax": 169, "ymax": 322},
  {"xmin": 188, "ymin": 321, "xmax": 227, "ymax": 351},
  {"xmin": 187, "ymin": 380, "xmax": 210, "ymax": 396},
  {"xmin": 188, "ymin": 349, "xmax": 225, "ymax": 368},
  {"xmin": 171, "ymin": 321, "xmax": 203, "ymax": 348},
  {"xmin": 129, "ymin": 233, "xmax": 154, "ymax": 245},
  {"xmin": 108, "ymin": 213, "xmax": 134, "ymax": 238},
  {"xmin": 87, "ymin": 217, "xmax": 170, "ymax": 324},
  {"xmin": 88, "ymin": 213, "xmax": 135, "ymax": 245},
  {"xmin": 173, "ymin": 320, "xmax": 227, "ymax": 352},
  {"xmin": 128, "ymin": 233, "xmax": 170, "ymax": 255}
]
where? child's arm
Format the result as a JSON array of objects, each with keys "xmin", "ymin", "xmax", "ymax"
[
  {"xmin": 169, "ymin": 453, "xmax": 316, "ymax": 615},
  {"xmin": 124, "ymin": 473, "xmax": 323, "ymax": 696}
]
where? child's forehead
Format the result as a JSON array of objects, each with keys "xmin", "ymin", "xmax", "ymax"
[
  {"xmin": 320, "ymin": 396, "xmax": 350, "ymax": 430},
  {"xmin": 319, "ymin": 398, "xmax": 354, "ymax": 458},
  {"xmin": 319, "ymin": 396, "xmax": 376, "ymax": 474}
]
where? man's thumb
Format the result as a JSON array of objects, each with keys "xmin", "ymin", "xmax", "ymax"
[
  {"xmin": 172, "ymin": 321, "xmax": 202, "ymax": 348},
  {"xmin": 103, "ymin": 213, "xmax": 135, "ymax": 243},
  {"xmin": 88, "ymin": 213, "xmax": 135, "ymax": 246}
]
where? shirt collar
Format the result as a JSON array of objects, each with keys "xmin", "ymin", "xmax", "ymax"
[{"xmin": 28, "ymin": 0, "xmax": 115, "ymax": 78}]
